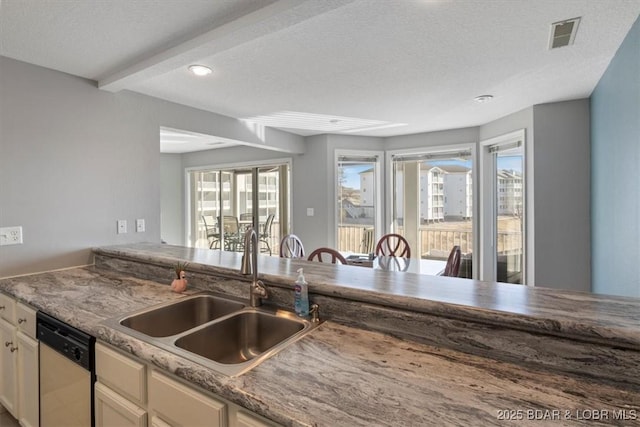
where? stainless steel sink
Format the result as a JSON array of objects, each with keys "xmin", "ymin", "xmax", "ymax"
[
  {"xmin": 103, "ymin": 292, "xmax": 319, "ymax": 376},
  {"xmin": 175, "ymin": 311, "xmax": 305, "ymax": 364},
  {"xmin": 119, "ymin": 294, "xmax": 245, "ymax": 337}
]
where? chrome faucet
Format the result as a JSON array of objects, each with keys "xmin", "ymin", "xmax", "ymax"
[{"xmin": 241, "ymin": 227, "xmax": 268, "ymax": 307}]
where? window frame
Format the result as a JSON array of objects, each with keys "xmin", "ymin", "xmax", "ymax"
[
  {"xmin": 385, "ymin": 143, "xmax": 477, "ymax": 276},
  {"xmin": 333, "ymin": 149, "xmax": 384, "ymax": 251},
  {"xmin": 479, "ymin": 129, "xmax": 533, "ymax": 285},
  {"xmin": 184, "ymin": 157, "xmax": 292, "ymax": 248}
]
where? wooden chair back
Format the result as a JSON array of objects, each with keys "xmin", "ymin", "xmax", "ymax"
[
  {"xmin": 307, "ymin": 247, "xmax": 348, "ymax": 264},
  {"xmin": 375, "ymin": 233, "xmax": 411, "ymax": 258},
  {"xmin": 442, "ymin": 245, "xmax": 461, "ymax": 277}
]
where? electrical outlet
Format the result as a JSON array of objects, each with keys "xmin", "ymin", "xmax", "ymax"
[
  {"xmin": 136, "ymin": 219, "xmax": 145, "ymax": 233},
  {"xmin": 0, "ymin": 226, "xmax": 23, "ymax": 246},
  {"xmin": 117, "ymin": 220, "xmax": 127, "ymax": 234}
]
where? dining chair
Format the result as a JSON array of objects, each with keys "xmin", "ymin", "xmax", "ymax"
[
  {"xmin": 307, "ymin": 247, "xmax": 348, "ymax": 264},
  {"xmin": 375, "ymin": 233, "xmax": 411, "ymax": 258},
  {"xmin": 360, "ymin": 228, "xmax": 375, "ymax": 254},
  {"xmin": 221, "ymin": 215, "xmax": 242, "ymax": 251},
  {"xmin": 279, "ymin": 234, "xmax": 305, "ymax": 258},
  {"xmin": 201, "ymin": 215, "xmax": 220, "ymax": 249},
  {"xmin": 441, "ymin": 245, "xmax": 461, "ymax": 277},
  {"xmin": 259, "ymin": 214, "xmax": 275, "ymax": 255}
]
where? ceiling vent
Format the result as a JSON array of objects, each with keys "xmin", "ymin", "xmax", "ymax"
[{"xmin": 549, "ymin": 17, "xmax": 580, "ymax": 49}]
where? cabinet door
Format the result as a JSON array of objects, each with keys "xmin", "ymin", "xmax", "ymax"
[
  {"xmin": 148, "ymin": 370, "xmax": 227, "ymax": 427},
  {"xmin": 0, "ymin": 319, "xmax": 18, "ymax": 417},
  {"xmin": 17, "ymin": 331, "xmax": 38, "ymax": 427},
  {"xmin": 151, "ymin": 416, "xmax": 173, "ymax": 427},
  {"xmin": 95, "ymin": 382, "xmax": 147, "ymax": 427},
  {"xmin": 95, "ymin": 343, "xmax": 146, "ymax": 406},
  {"xmin": 0, "ymin": 294, "xmax": 16, "ymax": 324},
  {"xmin": 16, "ymin": 303, "xmax": 37, "ymax": 340},
  {"xmin": 236, "ymin": 410, "xmax": 278, "ymax": 427}
]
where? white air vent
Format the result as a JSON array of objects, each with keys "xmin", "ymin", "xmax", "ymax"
[{"xmin": 549, "ymin": 17, "xmax": 580, "ymax": 49}]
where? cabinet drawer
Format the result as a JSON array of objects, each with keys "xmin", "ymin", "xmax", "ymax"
[
  {"xmin": 96, "ymin": 343, "xmax": 146, "ymax": 406},
  {"xmin": 237, "ymin": 410, "xmax": 278, "ymax": 427},
  {"xmin": 148, "ymin": 370, "xmax": 227, "ymax": 427},
  {"xmin": 16, "ymin": 302, "xmax": 36, "ymax": 339},
  {"xmin": 0, "ymin": 293, "xmax": 16, "ymax": 324},
  {"xmin": 95, "ymin": 382, "xmax": 147, "ymax": 427}
]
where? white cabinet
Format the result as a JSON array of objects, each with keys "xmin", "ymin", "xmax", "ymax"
[
  {"xmin": 17, "ymin": 330, "xmax": 38, "ymax": 427},
  {"xmin": 16, "ymin": 302, "xmax": 39, "ymax": 427},
  {"xmin": 0, "ymin": 317, "xmax": 18, "ymax": 417},
  {"xmin": 95, "ymin": 342, "xmax": 148, "ymax": 427},
  {"xmin": 148, "ymin": 370, "xmax": 226, "ymax": 427},
  {"xmin": 95, "ymin": 382, "xmax": 147, "ymax": 427},
  {"xmin": 95, "ymin": 341, "xmax": 281, "ymax": 427},
  {"xmin": 0, "ymin": 295, "xmax": 39, "ymax": 426},
  {"xmin": 234, "ymin": 410, "xmax": 278, "ymax": 427}
]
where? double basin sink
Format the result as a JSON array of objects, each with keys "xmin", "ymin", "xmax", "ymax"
[{"xmin": 104, "ymin": 292, "xmax": 319, "ymax": 376}]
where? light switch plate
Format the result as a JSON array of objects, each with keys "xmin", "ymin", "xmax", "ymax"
[
  {"xmin": 117, "ymin": 220, "xmax": 127, "ymax": 234},
  {"xmin": 136, "ymin": 219, "xmax": 145, "ymax": 233},
  {"xmin": 306, "ymin": 208, "xmax": 314, "ymax": 216},
  {"xmin": 0, "ymin": 226, "xmax": 23, "ymax": 245}
]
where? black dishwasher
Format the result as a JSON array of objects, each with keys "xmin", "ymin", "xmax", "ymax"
[{"xmin": 37, "ymin": 311, "xmax": 95, "ymax": 427}]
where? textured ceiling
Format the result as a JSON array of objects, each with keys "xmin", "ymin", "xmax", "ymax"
[{"xmin": 2, "ymin": 0, "xmax": 639, "ymax": 151}]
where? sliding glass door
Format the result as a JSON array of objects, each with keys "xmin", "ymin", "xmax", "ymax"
[{"xmin": 188, "ymin": 162, "xmax": 290, "ymax": 255}]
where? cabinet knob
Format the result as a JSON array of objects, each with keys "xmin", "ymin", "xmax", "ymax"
[
  {"xmin": 18, "ymin": 318, "xmax": 26, "ymax": 324},
  {"xmin": 9, "ymin": 346, "xmax": 17, "ymax": 353},
  {"xmin": 5, "ymin": 341, "xmax": 12, "ymax": 347}
]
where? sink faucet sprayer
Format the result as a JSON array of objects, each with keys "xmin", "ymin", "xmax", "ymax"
[{"xmin": 241, "ymin": 227, "xmax": 268, "ymax": 307}]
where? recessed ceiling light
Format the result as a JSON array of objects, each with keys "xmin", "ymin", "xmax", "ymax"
[
  {"xmin": 188, "ymin": 65, "xmax": 212, "ymax": 76},
  {"xmin": 474, "ymin": 95, "xmax": 494, "ymax": 103}
]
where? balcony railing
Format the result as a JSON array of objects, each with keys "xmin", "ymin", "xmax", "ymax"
[{"xmin": 337, "ymin": 225, "xmax": 522, "ymax": 259}]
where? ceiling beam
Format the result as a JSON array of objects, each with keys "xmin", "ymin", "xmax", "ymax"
[{"xmin": 99, "ymin": 0, "xmax": 356, "ymax": 92}]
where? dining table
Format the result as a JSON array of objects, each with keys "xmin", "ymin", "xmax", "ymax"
[{"xmin": 342, "ymin": 253, "xmax": 447, "ymax": 276}]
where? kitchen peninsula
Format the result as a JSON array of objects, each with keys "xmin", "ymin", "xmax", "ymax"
[{"xmin": 1, "ymin": 243, "xmax": 639, "ymax": 426}]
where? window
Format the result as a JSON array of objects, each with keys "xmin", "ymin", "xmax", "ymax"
[
  {"xmin": 335, "ymin": 151, "xmax": 382, "ymax": 254},
  {"xmin": 480, "ymin": 130, "xmax": 527, "ymax": 285},
  {"xmin": 388, "ymin": 145, "xmax": 475, "ymax": 278}
]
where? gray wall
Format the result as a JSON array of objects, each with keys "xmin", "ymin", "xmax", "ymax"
[
  {"xmin": 0, "ymin": 56, "xmax": 301, "ymax": 277},
  {"xmin": 160, "ymin": 154, "xmax": 184, "ymax": 246},
  {"xmin": 291, "ymin": 135, "xmax": 332, "ymax": 252},
  {"xmin": 533, "ymin": 100, "xmax": 591, "ymax": 292},
  {"xmin": 591, "ymin": 15, "xmax": 640, "ymax": 298}
]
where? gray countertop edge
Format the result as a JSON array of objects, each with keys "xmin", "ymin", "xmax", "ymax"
[{"xmin": 93, "ymin": 244, "xmax": 640, "ymax": 350}]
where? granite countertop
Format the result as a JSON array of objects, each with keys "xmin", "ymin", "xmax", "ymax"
[
  {"xmin": 96, "ymin": 243, "xmax": 640, "ymax": 350},
  {"xmin": 1, "ymin": 263, "xmax": 639, "ymax": 426}
]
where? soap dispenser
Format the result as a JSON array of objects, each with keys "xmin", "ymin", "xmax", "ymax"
[{"xmin": 294, "ymin": 268, "xmax": 309, "ymax": 316}]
